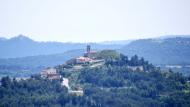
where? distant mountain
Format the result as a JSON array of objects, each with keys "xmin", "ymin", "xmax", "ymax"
[
  {"xmin": 0, "ymin": 35, "xmax": 123, "ymax": 58},
  {"xmin": 156, "ymin": 35, "xmax": 190, "ymax": 39},
  {"xmin": 100, "ymin": 40, "xmax": 133, "ymax": 45},
  {"xmin": 0, "ymin": 37, "xmax": 7, "ymax": 41},
  {"xmin": 121, "ymin": 37, "xmax": 190, "ymax": 65},
  {"xmin": 0, "ymin": 49, "xmax": 84, "ymax": 67}
]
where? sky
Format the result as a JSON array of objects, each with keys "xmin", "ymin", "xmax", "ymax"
[{"xmin": 0, "ymin": 0, "xmax": 190, "ymax": 42}]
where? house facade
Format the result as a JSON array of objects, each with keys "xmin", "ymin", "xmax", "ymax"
[{"xmin": 41, "ymin": 68, "xmax": 61, "ymax": 80}]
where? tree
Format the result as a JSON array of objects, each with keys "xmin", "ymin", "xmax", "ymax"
[
  {"xmin": 130, "ymin": 55, "xmax": 139, "ymax": 66},
  {"xmin": 1, "ymin": 76, "xmax": 11, "ymax": 88}
]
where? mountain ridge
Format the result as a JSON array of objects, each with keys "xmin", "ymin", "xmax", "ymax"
[
  {"xmin": 121, "ymin": 37, "xmax": 190, "ymax": 65},
  {"xmin": 0, "ymin": 35, "xmax": 123, "ymax": 58}
]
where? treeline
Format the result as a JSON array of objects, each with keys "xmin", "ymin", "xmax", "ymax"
[
  {"xmin": 0, "ymin": 76, "xmax": 95, "ymax": 107},
  {"xmin": 96, "ymin": 50, "xmax": 154, "ymax": 69},
  {"xmin": 105, "ymin": 54, "xmax": 155, "ymax": 71}
]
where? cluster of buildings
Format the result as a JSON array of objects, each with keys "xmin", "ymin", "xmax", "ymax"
[
  {"xmin": 40, "ymin": 45, "xmax": 98, "ymax": 80},
  {"xmin": 40, "ymin": 68, "xmax": 61, "ymax": 80},
  {"xmin": 41, "ymin": 68, "xmax": 84, "ymax": 96},
  {"xmin": 66, "ymin": 45, "xmax": 101, "ymax": 65},
  {"xmin": 40, "ymin": 45, "xmax": 97, "ymax": 96}
]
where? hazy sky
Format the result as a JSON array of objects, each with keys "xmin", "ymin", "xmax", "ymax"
[{"xmin": 0, "ymin": 0, "xmax": 190, "ymax": 42}]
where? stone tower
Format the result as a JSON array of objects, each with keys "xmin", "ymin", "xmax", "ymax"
[{"xmin": 87, "ymin": 45, "xmax": 91, "ymax": 54}]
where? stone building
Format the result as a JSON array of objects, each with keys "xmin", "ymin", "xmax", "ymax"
[{"xmin": 41, "ymin": 68, "xmax": 61, "ymax": 80}]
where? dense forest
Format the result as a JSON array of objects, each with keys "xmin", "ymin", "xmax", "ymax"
[{"xmin": 0, "ymin": 51, "xmax": 190, "ymax": 107}]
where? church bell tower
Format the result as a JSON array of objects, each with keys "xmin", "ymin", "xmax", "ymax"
[{"xmin": 87, "ymin": 45, "xmax": 91, "ymax": 54}]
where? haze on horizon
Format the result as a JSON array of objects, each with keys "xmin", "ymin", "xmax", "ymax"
[{"xmin": 0, "ymin": 0, "xmax": 190, "ymax": 43}]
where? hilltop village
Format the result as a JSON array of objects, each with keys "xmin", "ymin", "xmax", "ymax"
[
  {"xmin": 65, "ymin": 45, "xmax": 105, "ymax": 69},
  {"xmin": 40, "ymin": 45, "xmax": 105, "ymax": 96},
  {"xmin": 41, "ymin": 45, "xmax": 105, "ymax": 74},
  {"xmin": 40, "ymin": 45, "xmax": 145, "ymax": 96}
]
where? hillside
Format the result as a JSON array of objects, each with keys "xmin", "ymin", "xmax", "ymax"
[
  {"xmin": 121, "ymin": 37, "xmax": 190, "ymax": 65},
  {"xmin": 0, "ymin": 51, "xmax": 190, "ymax": 107}
]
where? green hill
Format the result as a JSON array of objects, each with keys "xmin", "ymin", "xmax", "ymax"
[{"xmin": 1, "ymin": 51, "xmax": 189, "ymax": 107}]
